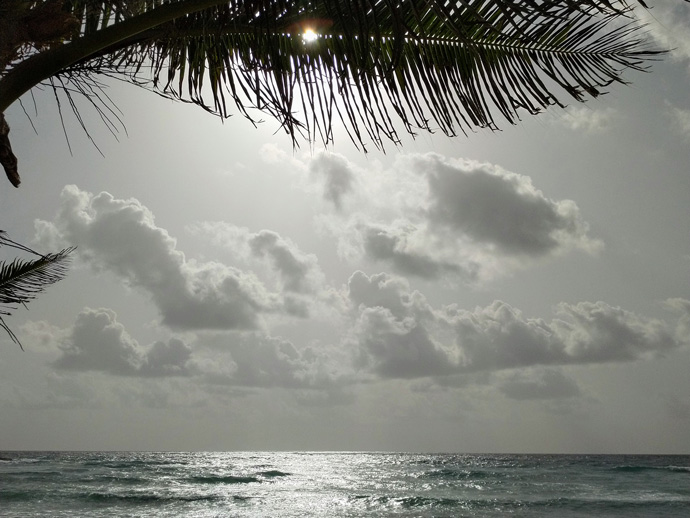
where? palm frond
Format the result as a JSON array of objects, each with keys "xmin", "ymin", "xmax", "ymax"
[
  {"xmin": 0, "ymin": 232, "xmax": 75, "ymax": 348},
  {"xmin": 56, "ymin": 0, "xmax": 661, "ymax": 151},
  {"xmin": 0, "ymin": 1, "xmax": 666, "ymax": 156}
]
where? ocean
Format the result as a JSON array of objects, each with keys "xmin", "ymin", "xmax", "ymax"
[{"xmin": 0, "ymin": 452, "xmax": 688, "ymax": 517}]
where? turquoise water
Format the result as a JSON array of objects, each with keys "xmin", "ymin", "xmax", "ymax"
[{"xmin": 1, "ymin": 452, "xmax": 689, "ymax": 517}]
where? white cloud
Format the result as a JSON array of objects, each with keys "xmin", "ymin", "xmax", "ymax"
[
  {"xmin": 663, "ymin": 297, "xmax": 690, "ymax": 342},
  {"xmin": 637, "ymin": 1, "xmax": 690, "ymax": 65},
  {"xmin": 19, "ymin": 320, "xmax": 67, "ymax": 353},
  {"xmin": 669, "ymin": 105, "xmax": 690, "ymax": 139},
  {"xmin": 187, "ymin": 222, "xmax": 330, "ymax": 318},
  {"xmin": 34, "ymin": 186, "xmax": 298, "ymax": 330},
  {"xmin": 556, "ymin": 106, "xmax": 616, "ymax": 133}
]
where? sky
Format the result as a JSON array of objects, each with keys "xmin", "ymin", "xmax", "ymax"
[{"xmin": 0, "ymin": 2, "xmax": 689, "ymax": 453}]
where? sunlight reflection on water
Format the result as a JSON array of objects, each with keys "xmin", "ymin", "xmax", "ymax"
[{"xmin": 1, "ymin": 452, "xmax": 689, "ymax": 517}]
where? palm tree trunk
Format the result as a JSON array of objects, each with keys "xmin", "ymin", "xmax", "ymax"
[{"xmin": 0, "ymin": 112, "xmax": 19, "ymax": 187}]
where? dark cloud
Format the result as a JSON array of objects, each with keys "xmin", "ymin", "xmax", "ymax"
[
  {"xmin": 249, "ymin": 230, "xmax": 320, "ymax": 293},
  {"xmin": 347, "ymin": 271, "xmax": 457, "ymax": 378},
  {"xmin": 309, "ymin": 153, "xmax": 601, "ymax": 282},
  {"xmin": 363, "ymin": 226, "xmax": 471, "ymax": 280},
  {"xmin": 55, "ymin": 308, "xmax": 194, "ymax": 377},
  {"xmin": 52, "ymin": 308, "xmax": 347, "ymax": 393},
  {"xmin": 55, "ymin": 308, "xmax": 140, "ymax": 375},
  {"xmin": 140, "ymin": 338, "xmax": 194, "ymax": 377},
  {"xmin": 419, "ymin": 154, "xmax": 595, "ymax": 256},
  {"xmin": 348, "ymin": 272, "xmax": 685, "ymax": 380},
  {"xmin": 309, "ymin": 152, "xmax": 356, "ymax": 210},
  {"xmin": 353, "ymin": 306, "xmax": 456, "ymax": 379}
]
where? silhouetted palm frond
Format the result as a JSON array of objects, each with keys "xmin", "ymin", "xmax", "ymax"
[
  {"xmin": 0, "ymin": 232, "xmax": 75, "ymax": 348},
  {"xmin": 62, "ymin": 0, "xmax": 663, "ymax": 150},
  {"xmin": 0, "ymin": 1, "xmax": 671, "ymax": 185}
]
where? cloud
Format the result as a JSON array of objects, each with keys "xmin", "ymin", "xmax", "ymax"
[
  {"xmin": 498, "ymin": 369, "xmax": 581, "ymax": 400},
  {"xmin": 308, "ymin": 152, "xmax": 357, "ymax": 210},
  {"xmin": 305, "ymin": 153, "xmax": 601, "ymax": 282},
  {"xmin": 46, "ymin": 307, "xmax": 350, "ymax": 396},
  {"xmin": 187, "ymin": 222, "xmax": 330, "ymax": 317},
  {"xmin": 662, "ymin": 297, "xmax": 690, "ymax": 342},
  {"xmin": 348, "ymin": 270, "xmax": 438, "ymax": 322},
  {"xmin": 549, "ymin": 301, "xmax": 679, "ymax": 363},
  {"xmin": 352, "ymin": 305, "xmax": 456, "ymax": 379},
  {"xmin": 362, "ymin": 225, "xmax": 473, "ymax": 280},
  {"xmin": 212, "ymin": 333, "xmax": 344, "ymax": 390},
  {"xmin": 420, "ymin": 155, "xmax": 599, "ymax": 256},
  {"xmin": 35, "ymin": 186, "xmax": 284, "ymax": 330},
  {"xmin": 55, "ymin": 308, "xmax": 194, "ymax": 377},
  {"xmin": 141, "ymin": 338, "xmax": 195, "ymax": 377},
  {"xmin": 555, "ymin": 106, "xmax": 616, "ymax": 133},
  {"xmin": 248, "ymin": 230, "xmax": 322, "ymax": 293},
  {"xmin": 19, "ymin": 320, "xmax": 67, "ymax": 353},
  {"xmin": 348, "ymin": 271, "xmax": 685, "ymax": 380},
  {"xmin": 637, "ymin": 2, "xmax": 690, "ymax": 65},
  {"xmin": 186, "ymin": 223, "xmax": 326, "ymax": 295},
  {"xmin": 668, "ymin": 105, "xmax": 690, "ymax": 140}
]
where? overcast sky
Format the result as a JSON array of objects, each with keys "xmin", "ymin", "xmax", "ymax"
[{"xmin": 1, "ymin": 2, "xmax": 689, "ymax": 453}]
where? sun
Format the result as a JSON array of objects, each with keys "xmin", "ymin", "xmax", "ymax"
[{"xmin": 302, "ymin": 28, "xmax": 318, "ymax": 43}]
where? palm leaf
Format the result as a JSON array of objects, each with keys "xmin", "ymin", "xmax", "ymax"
[
  {"xmin": 54, "ymin": 0, "xmax": 661, "ymax": 151},
  {"xmin": 0, "ymin": 1, "xmax": 665, "ymax": 153},
  {"xmin": 0, "ymin": 232, "xmax": 75, "ymax": 348}
]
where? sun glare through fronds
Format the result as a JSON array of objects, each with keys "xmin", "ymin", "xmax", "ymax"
[{"xmin": 303, "ymin": 28, "xmax": 318, "ymax": 43}]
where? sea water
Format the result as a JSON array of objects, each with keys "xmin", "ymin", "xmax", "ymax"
[{"xmin": 1, "ymin": 452, "xmax": 688, "ymax": 517}]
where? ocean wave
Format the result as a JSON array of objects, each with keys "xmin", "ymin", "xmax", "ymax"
[
  {"xmin": 351, "ymin": 494, "xmax": 464, "ymax": 510},
  {"xmin": 82, "ymin": 460, "xmax": 179, "ymax": 469},
  {"xmin": 258, "ymin": 469, "xmax": 290, "ymax": 478},
  {"xmin": 527, "ymin": 496, "xmax": 690, "ymax": 511},
  {"xmin": 423, "ymin": 468, "xmax": 496, "ymax": 480},
  {"xmin": 189, "ymin": 475, "xmax": 260, "ymax": 484},
  {"xmin": 397, "ymin": 495, "xmax": 463, "ymax": 509},
  {"xmin": 9, "ymin": 470, "xmax": 64, "ymax": 479},
  {"xmin": 611, "ymin": 465, "xmax": 690, "ymax": 474},
  {"xmin": 86, "ymin": 491, "xmax": 218, "ymax": 503},
  {"xmin": 90, "ymin": 475, "xmax": 148, "ymax": 485},
  {"xmin": 0, "ymin": 490, "xmax": 36, "ymax": 501}
]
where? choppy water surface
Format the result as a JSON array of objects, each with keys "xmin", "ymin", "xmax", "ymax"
[{"xmin": 1, "ymin": 452, "xmax": 688, "ymax": 517}]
